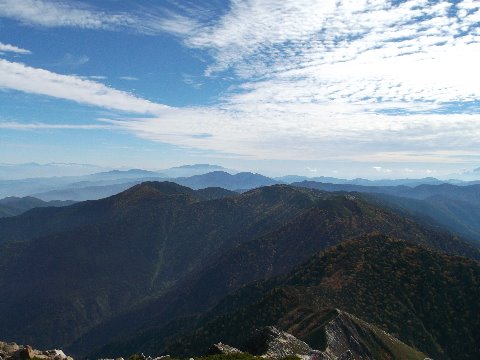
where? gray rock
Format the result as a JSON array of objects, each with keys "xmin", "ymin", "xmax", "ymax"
[
  {"xmin": 244, "ymin": 326, "xmax": 312, "ymax": 359},
  {"xmin": 1, "ymin": 343, "xmax": 19, "ymax": 355},
  {"xmin": 0, "ymin": 341, "xmax": 73, "ymax": 360},
  {"xmin": 208, "ymin": 343, "xmax": 242, "ymax": 356},
  {"xmin": 18, "ymin": 345, "xmax": 35, "ymax": 360}
]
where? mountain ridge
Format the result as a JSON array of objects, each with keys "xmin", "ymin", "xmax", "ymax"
[{"xmin": 113, "ymin": 234, "xmax": 479, "ymax": 360}]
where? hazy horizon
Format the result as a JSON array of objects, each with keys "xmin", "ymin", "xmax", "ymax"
[{"xmin": 1, "ymin": 161, "xmax": 479, "ymax": 181}]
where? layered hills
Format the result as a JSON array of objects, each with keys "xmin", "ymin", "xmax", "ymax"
[
  {"xmin": 0, "ymin": 182, "xmax": 478, "ymax": 360},
  {"xmin": 0, "ymin": 196, "xmax": 74, "ymax": 218},
  {"xmin": 294, "ymin": 181, "xmax": 480, "ymax": 243},
  {"xmin": 3, "ymin": 167, "xmax": 480, "ymax": 252}
]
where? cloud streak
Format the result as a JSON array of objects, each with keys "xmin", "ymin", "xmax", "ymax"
[
  {"xmin": 0, "ymin": 121, "xmax": 112, "ymax": 130},
  {"xmin": 0, "ymin": 0, "xmax": 136, "ymax": 29},
  {"xmin": 0, "ymin": 0, "xmax": 198, "ymax": 35},
  {"xmin": 0, "ymin": 59, "xmax": 168, "ymax": 114},
  {"xmin": 0, "ymin": 42, "xmax": 31, "ymax": 54},
  {"xmin": 103, "ymin": 105, "xmax": 480, "ymax": 162}
]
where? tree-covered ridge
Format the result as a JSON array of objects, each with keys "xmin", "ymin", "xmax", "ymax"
[{"xmin": 138, "ymin": 234, "xmax": 479, "ymax": 360}]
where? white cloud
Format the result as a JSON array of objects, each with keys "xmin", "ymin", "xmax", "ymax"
[
  {"xmin": 56, "ymin": 53, "xmax": 90, "ymax": 67},
  {"xmin": 0, "ymin": 121, "xmax": 112, "ymax": 130},
  {"xmin": 119, "ymin": 76, "xmax": 139, "ymax": 81},
  {"xmin": 2, "ymin": 0, "xmax": 480, "ymax": 167},
  {"xmin": 103, "ymin": 106, "xmax": 480, "ymax": 162},
  {"xmin": 0, "ymin": 0, "xmax": 198, "ymax": 35},
  {"xmin": 97, "ymin": 0, "xmax": 476, "ymax": 164},
  {"xmin": 0, "ymin": 42, "xmax": 31, "ymax": 54},
  {"xmin": 373, "ymin": 166, "xmax": 392, "ymax": 173},
  {"xmin": 183, "ymin": 0, "xmax": 480, "ymax": 106},
  {"xmin": 0, "ymin": 0, "xmax": 134, "ymax": 29},
  {"xmin": 0, "ymin": 59, "xmax": 168, "ymax": 114},
  {"xmin": 88, "ymin": 75, "xmax": 107, "ymax": 80}
]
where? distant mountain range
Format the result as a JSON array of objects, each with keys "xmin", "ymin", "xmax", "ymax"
[
  {"xmin": 2, "ymin": 168, "xmax": 480, "ymax": 250},
  {"xmin": 175, "ymin": 171, "xmax": 277, "ymax": 191},
  {"xmin": 276, "ymin": 175, "xmax": 477, "ymax": 186},
  {"xmin": 0, "ymin": 164, "xmax": 237, "ymax": 200},
  {"xmin": 0, "ymin": 162, "xmax": 105, "ymax": 180},
  {"xmin": 293, "ymin": 181, "xmax": 480, "ymax": 243},
  {"xmin": 0, "ymin": 182, "xmax": 478, "ymax": 360},
  {"xmin": 2, "ymin": 164, "xmax": 480, "ymax": 201},
  {"xmin": 0, "ymin": 196, "xmax": 75, "ymax": 218},
  {"xmin": 0, "ymin": 163, "xmax": 235, "ymax": 181},
  {"xmin": 29, "ymin": 171, "xmax": 275, "ymax": 201},
  {"xmin": 159, "ymin": 164, "xmax": 236, "ymax": 178},
  {"xmin": 0, "ymin": 170, "xmax": 276, "ymax": 201}
]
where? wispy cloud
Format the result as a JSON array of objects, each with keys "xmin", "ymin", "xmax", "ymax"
[
  {"xmin": 0, "ymin": 0, "xmax": 135, "ymax": 29},
  {"xmin": 88, "ymin": 75, "xmax": 107, "ymax": 80},
  {"xmin": 0, "ymin": 59, "xmax": 167, "ymax": 114},
  {"xmin": 184, "ymin": 0, "xmax": 480, "ymax": 107},
  {"xmin": 119, "ymin": 76, "xmax": 139, "ymax": 81},
  {"xmin": 0, "ymin": 121, "xmax": 112, "ymax": 130},
  {"xmin": 0, "ymin": 41, "xmax": 31, "ymax": 54},
  {"xmin": 55, "ymin": 53, "xmax": 90, "ymax": 67},
  {"xmin": 182, "ymin": 73, "xmax": 203, "ymax": 89},
  {"xmin": 0, "ymin": 0, "xmax": 199, "ymax": 35},
  {"xmin": 373, "ymin": 166, "xmax": 392, "ymax": 174}
]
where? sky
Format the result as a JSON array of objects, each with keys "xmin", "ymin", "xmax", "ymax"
[{"xmin": 0, "ymin": 0, "xmax": 479, "ymax": 179}]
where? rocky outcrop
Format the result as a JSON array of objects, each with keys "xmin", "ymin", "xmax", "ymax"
[
  {"xmin": 323, "ymin": 311, "xmax": 382, "ymax": 359},
  {"xmin": 321, "ymin": 310, "xmax": 427, "ymax": 360},
  {"xmin": 244, "ymin": 326, "xmax": 312, "ymax": 357},
  {"xmin": 0, "ymin": 342, "xmax": 73, "ymax": 360},
  {"xmin": 208, "ymin": 343, "xmax": 242, "ymax": 356}
]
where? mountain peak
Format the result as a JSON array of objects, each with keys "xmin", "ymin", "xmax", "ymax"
[{"xmin": 114, "ymin": 181, "xmax": 195, "ymax": 202}]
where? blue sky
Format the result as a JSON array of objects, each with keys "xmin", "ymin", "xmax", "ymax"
[{"xmin": 0, "ymin": 0, "xmax": 479, "ymax": 178}]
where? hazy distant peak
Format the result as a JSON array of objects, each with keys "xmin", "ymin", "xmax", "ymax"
[
  {"xmin": 94, "ymin": 169, "xmax": 159, "ymax": 176},
  {"xmin": 159, "ymin": 164, "xmax": 237, "ymax": 178},
  {"xmin": 170, "ymin": 164, "xmax": 226, "ymax": 170}
]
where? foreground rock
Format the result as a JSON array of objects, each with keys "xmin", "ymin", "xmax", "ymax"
[{"xmin": 0, "ymin": 342, "xmax": 73, "ymax": 360}]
